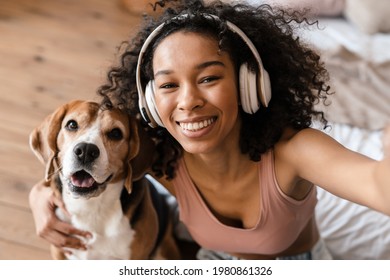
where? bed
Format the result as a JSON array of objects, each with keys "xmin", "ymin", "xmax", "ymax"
[
  {"xmin": 282, "ymin": 0, "xmax": 390, "ymax": 259},
  {"xmin": 315, "ymin": 123, "xmax": 390, "ymax": 259}
]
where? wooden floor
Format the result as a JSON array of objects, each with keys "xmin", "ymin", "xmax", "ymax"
[{"xmin": 0, "ymin": 0, "xmax": 143, "ymax": 259}]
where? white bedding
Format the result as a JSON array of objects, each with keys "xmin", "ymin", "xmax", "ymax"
[
  {"xmin": 304, "ymin": 14, "xmax": 390, "ymax": 259},
  {"xmin": 303, "ymin": 18, "xmax": 390, "ymax": 131},
  {"xmin": 315, "ymin": 123, "xmax": 390, "ymax": 259}
]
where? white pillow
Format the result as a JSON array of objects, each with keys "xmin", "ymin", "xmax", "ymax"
[
  {"xmin": 247, "ymin": 0, "xmax": 345, "ymax": 16},
  {"xmin": 344, "ymin": 0, "xmax": 390, "ymax": 34}
]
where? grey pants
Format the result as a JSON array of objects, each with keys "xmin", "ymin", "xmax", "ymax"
[{"xmin": 196, "ymin": 238, "xmax": 333, "ymax": 260}]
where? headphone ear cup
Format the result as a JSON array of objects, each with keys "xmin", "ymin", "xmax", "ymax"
[
  {"xmin": 239, "ymin": 63, "xmax": 259, "ymax": 114},
  {"xmin": 145, "ymin": 81, "xmax": 164, "ymax": 127},
  {"xmin": 258, "ymin": 69, "xmax": 272, "ymax": 108}
]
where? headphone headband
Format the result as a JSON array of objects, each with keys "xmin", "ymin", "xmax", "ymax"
[{"xmin": 136, "ymin": 13, "xmax": 272, "ymax": 127}]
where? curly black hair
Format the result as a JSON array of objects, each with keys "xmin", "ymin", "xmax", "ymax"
[{"xmin": 98, "ymin": 0, "xmax": 331, "ymax": 180}]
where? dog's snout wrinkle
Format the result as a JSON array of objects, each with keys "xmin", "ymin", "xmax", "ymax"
[{"xmin": 73, "ymin": 143, "xmax": 100, "ymax": 164}]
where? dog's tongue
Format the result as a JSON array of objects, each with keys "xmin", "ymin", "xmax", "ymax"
[{"xmin": 71, "ymin": 171, "xmax": 95, "ymax": 188}]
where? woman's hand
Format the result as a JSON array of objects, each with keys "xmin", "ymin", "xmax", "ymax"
[{"xmin": 29, "ymin": 180, "xmax": 91, "ymax": 253}]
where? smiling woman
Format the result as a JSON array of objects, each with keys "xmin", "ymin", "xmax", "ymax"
[{"xmin": 29, "ymin": 0, "xmax": 390, "ymax": 260}]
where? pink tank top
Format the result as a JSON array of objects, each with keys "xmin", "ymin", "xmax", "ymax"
[{"xmin": 172, "ymin": 149, "xmax": 317, "ymax": 255}]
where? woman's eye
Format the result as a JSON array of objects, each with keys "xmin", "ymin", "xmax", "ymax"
[
  {"xmin": 201, "ymin": 76, "xmax": 219, "ymax": 84},
  {"xmin": 157, "ymin": 82, "xmax": 178, "ymax": 94},
  {"xmin": 65, "ymin": 120, "xmax": 78, "ymax": 131},
  {"xmin": 160, "ymin": 83, "xmax": 177, "ymax": 89},
  {"xmin": 107, "ymin": 128, "xmax": 123, "ymax": 141}
]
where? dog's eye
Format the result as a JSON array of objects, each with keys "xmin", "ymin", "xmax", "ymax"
[
  {"xmin": 107, "ymin": 128, "xmax": 123, "ymax": 140},
  {"xmin": 65, "ymin": 120, "xmax": 78, "ymax": 131}
]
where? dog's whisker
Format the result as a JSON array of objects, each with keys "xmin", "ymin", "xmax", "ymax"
[{"xmin": 47, "ymin": 165, "xmax": 63, "ymax": 179}]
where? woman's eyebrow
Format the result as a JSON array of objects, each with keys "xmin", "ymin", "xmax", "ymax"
[
  {"xmin": 196, "ymin": 60, "xmax": 225, "ymax": 70},
  {"xmin": 154, "ymin": 60, "xmax": 226, "ymax": 77},
  {"xmin": 154, "ymin": 69, "xmax": 173, "ymax": 78}
]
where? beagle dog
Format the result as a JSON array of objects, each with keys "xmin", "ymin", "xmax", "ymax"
[{"xmin": 29, "ymin": 100, "xmax": 180, "ymax": 260}]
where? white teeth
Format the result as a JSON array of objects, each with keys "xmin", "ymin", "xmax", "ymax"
[{"xmin": 180, "ymin": 118, "xmax": 214, "ymax": 131}]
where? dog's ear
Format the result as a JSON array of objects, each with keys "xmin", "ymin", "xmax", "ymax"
[
  {"xmin": 124, "ymin": 119, "xmax": 155, "ymax": 193},
  {"xmin": 29, "ymin": 103, "xmax": 69, "ymax": 182},
  {"xmin": 124, "ymin": 118, "xmax": 141, "ymax": 193}
]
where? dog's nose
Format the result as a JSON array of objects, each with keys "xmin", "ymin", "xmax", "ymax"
[{"xmin": 73, "ymin": 143, "xmax": 100, "ymax": 164}]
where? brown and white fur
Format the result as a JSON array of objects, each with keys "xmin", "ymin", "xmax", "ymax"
[{"xmin": 29, "ymin": 100, "xmax": 180, "ymax": 260}]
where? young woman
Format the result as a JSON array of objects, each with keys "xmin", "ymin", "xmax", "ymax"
[{"xmin": 29, "ymin": 0, "xmax": 390, "ymax": 259}]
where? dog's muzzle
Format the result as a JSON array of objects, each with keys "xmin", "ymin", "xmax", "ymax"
[{"xmin": 66, "ymin": 142, "xmax": 112, "ymax": 198}]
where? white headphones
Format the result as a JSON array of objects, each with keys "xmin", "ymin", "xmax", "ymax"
[{"xmin": 136, "ymin": 14, "xmax": 272, "ymax": 128}]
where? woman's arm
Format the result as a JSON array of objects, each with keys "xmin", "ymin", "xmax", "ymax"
[
  {"xmin": 29, "ymin": 179, "xmax": 91, "ymax": 252},
  {"xmin": 282, "ymin": 127, "xmax": 390, "ymax": 215},
  {"xmin": 373, "ymin": 126, "xmax": 390, "ymax": 196}
]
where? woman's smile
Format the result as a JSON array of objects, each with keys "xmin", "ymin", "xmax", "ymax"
[
  {"xmin": 178, "ymin": 116, "xmax": 216, "ymax": 131},
  {"xmin": 177, "ymin": 116, "xmax": 217, "ymax": 139}
]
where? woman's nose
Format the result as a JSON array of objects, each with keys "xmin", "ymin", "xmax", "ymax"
[{"xmin": 177, "ymin": 84, "xmax": 205, "ymax": 111}]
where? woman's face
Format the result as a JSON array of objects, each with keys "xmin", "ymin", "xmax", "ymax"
[{"xmin": 152, "ymin": 31, "xmax": 240, "ymax": 155}]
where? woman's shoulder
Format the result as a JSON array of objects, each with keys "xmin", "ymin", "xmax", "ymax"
[
  {"xmin": 277, "ymin": 127, "xmax": 334, "ymax": 151},
  {"xmin": 274, "ymin": 127, "xmax": 339, "ymax": 172}
]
